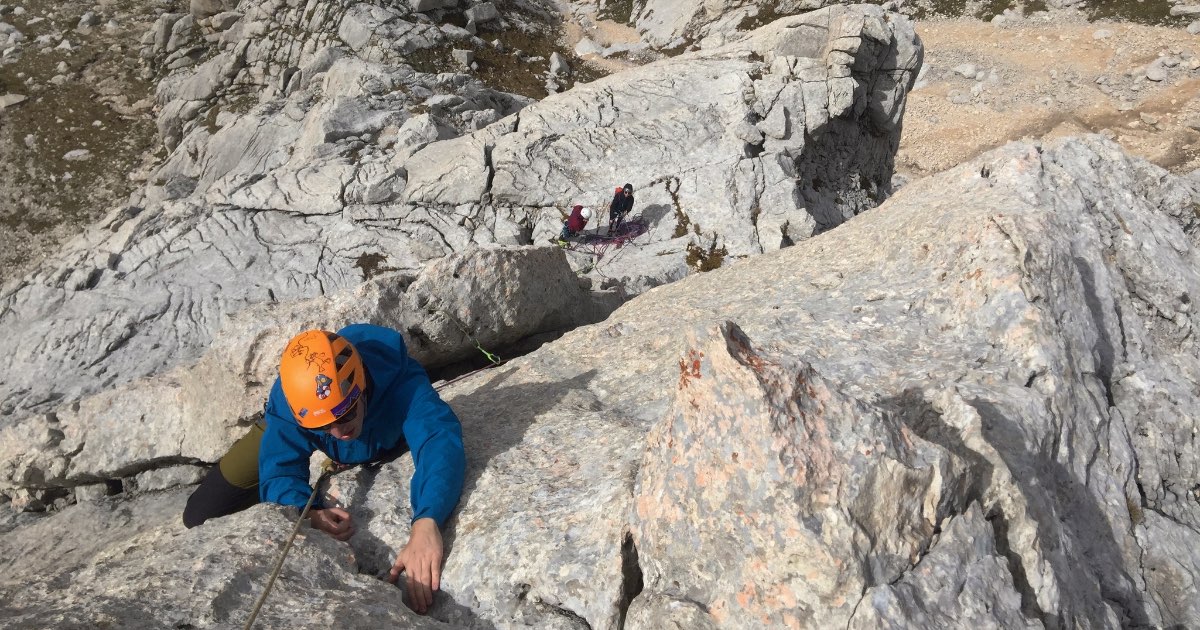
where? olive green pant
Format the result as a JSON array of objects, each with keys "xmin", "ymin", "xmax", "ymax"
[{"xmin": 182, "ymin": 420, "xmax": 264, "ymax": 528}]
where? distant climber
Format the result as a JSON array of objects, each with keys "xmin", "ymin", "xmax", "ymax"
[
  {"xmin": 182, "ymin": 324, "xmax": 465, "ymax": 615},
  {"xmin": 558, "ymin": 204, "xmax": 592, "ymax": 242},
  {"xmin": 607, "ymin": 183, "xmax": 634, "ymax": 235}
]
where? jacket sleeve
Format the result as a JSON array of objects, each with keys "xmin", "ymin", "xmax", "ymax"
[
  {"xmin": 258, "ymin": 408, "xmax": 318, "ymax": 510},
  {"xmin": 395, "ymin": 352, "xmax": 466, "ymax": 527}
]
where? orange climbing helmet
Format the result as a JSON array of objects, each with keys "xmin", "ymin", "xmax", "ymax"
[{"xmin": 279, "ymin": 329, "xmax": 367, "ymax": 429}]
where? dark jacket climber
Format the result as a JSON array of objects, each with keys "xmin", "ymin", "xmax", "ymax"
[{"xmin": 607, "ymin": 183, "xmax": 635, "ymax": 235}]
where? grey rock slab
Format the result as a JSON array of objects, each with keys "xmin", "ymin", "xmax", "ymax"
[
  {"xmin": 445, "ymin": 6, "xmax": 921, "ymax": 282},
  {"xmin": 210, "ymin": 11, "xmax": 241, "ymax": 31},
  {"xmin": 190, "ymin": 0, "xmax": 236, "ymax": 20},
  {"xmin": 0, "ymin": 490, "xmax": 190, "ymax": 581},
  {"xmin": 847, "ymin": 505, "xmax": 1039, "ymax": 629},
  {"xmin": 133, "ymin": 465, "xmax": 207, "ymax": 492},
  {"xmin": 478, "ymin": 135, "xmax": 1198, "ymax": 626},
  {"xmin": 338, "ymin": 3, "xmax": 404, "ymax": 52},
  {"xmin": 3, "ymin": 134, "xmax": 1200, "ymax": 628},
  {"xmin": 630, "ymin": 322, "xmax": 964, "ymax": 627},
  {"xmin": 3, "ymin": 0, "xmax": 913, "ymax": 525},
  {"xmin": 0, "ymin": 247, "xmax": 621, "ymax": 489},
  {"xmin": 322, "ymin": 363, "xmax": 641, "ymax": 629},
  {"xmin": 1137, "ymin": 511, "xmax": 1200, "ymax": 626},
  {"xmin": 465, "ymin": 2, "xmax": 499, "ymax": 23},
  {"xmin": 0, "ymin": 92, "xmax": 25, "ymax": 108},
  {"xmin": 0, "ymin": 496, "xmax": 452, "ymax": 628}
]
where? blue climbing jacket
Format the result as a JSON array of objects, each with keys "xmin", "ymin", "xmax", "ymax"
[{"xmin": 258, "ymin": 324, "xmax": 465, "ymax": 527}]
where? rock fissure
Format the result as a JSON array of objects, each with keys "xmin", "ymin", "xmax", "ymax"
[
  {"xmin": 985, "ymin": 509, "xmax": 1057, "ymax": 628},
  {"xmin": 616, "ymin": 531, "xmax": 644, "ymax": 629}
]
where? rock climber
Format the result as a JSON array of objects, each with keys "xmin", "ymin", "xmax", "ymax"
[
  {"xmin": 558, "ymin": 204, "xmax": 592, "ymax": 242},
  {"xmin": 607, "ymin": 183, "xmax": 635, "ymax": 235},
  {"xmin": 182, "ymin": 324, "xmax": 465, "ymax": 614}
]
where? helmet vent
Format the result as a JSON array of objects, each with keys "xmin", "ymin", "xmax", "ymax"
[{"xmin": 335, "ymin": 345, "xmax": 354, "ymax": 368}]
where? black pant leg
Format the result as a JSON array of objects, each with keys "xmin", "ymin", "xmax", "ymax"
[{"xmin": 182, "ymin": 464, "xmax": 261, "ymax": 528}]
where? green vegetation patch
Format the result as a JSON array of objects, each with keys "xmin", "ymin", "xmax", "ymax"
[
  {"xmin": 597, "ymin": 0, "xmax": 635, "ymax": 25},
  {"xmin": 1083, "ymin": 0, "xmax": 1185, "ymax": 26},
  {"xmin": 1023, "ymin": 0, "xmax": 1049, "ymax": 14},
  {"xmin": 908, "ymin": 0, "xmax": 969, "ymax": 20},
  {"xmin": 686, "ymin": 240, "xmax": 727, "ymax": 272},
  {"xmin": 467, "ymin": 24, "xmax": 612, "ymax": 98}
]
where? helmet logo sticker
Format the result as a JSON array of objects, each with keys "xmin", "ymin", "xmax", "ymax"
[
  {"xmin": 298, "ymin": 408, "xmax": 308, "ymax": 418},
  {"xmin": 289, "ymin": 340, "xmax": 332, "ymax": 372},
  {"xmin": 315, "ymin": 374, "xmax": 332, "ymax": 399}
]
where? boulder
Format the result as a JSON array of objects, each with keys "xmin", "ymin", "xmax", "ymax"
[
  {"xmin": 189, "ymin": 0, "xmax": 236, "ymax": 20},
  {"xmin": 549, "ymin": 52, "xmax": 569, "ymax": 75},
  {"xmin": 465, "ymin": 2, "xmax": 500, "ymax": 23}
]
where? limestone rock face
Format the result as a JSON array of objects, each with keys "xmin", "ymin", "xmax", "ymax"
[
  {"xmin": 630, "ymin": 0, "xmax": 851, "ymax": 50},
  {"xmin": 0, "ymin": 4, "xmax": 918, "ymax": 431},
  {"xmin": 0, "ymin": 493, "xmax": 450, "ymax": 628},
  {"xmin": 2, "ymin": 136, "xmax": 1199, "ymax": 628},
  {"xmin": 631, "ymin": 323, "xmax": 968, "ymax": 627},
  {"xmin": 0, "ymin": 246, "xmax": 620, "ymax": 496}
]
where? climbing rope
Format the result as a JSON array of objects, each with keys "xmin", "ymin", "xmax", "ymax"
[
  {"xmin": 243, "ymin": 335, "xmax": 504, "ymax": 628},
  {"xmin": 558, "ymin": 217, "xmax": 649, "ymax": 261},
  {"xmin": 243, "ymin": 467, "xmax": 335, "ymax": 630},
  {"xmin": 559, "ymin": 218, "xmax": 649, "ymax": 278}
]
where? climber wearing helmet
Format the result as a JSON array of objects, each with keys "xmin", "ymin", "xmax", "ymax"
[
  {"xmin": 558, "ymin": 204, "xmax": 592, "ymax": 242},
  {"xmin": 182, "ymin": 324, "xmax": 464, "ymax": 615},
  {"xmin": 607, "ymin": 183, "xmax": 635, "ymax": 235}
]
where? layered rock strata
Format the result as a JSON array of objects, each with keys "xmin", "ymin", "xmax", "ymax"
[
  {"xmin": 3, "ymin": 135, "xmax": 1197, "ymax": 628},
  {"xmin": 0, "ymin": 246, "xmax": 620, "ymax": 506},
  {"xmin": 0, "ymin": 4, "xmax": 921, "ymax": 426}
]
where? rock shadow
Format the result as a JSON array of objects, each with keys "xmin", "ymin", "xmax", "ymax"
[
  {"xmin": 972, "ymin": 398, "xmax": 1153, "ymax": 629},
  {"xmin": 636, "ymin": 203, "xmax": 673, "ymax": 232},
  {"xmin": 341, "ymin": 463, "xmax": 394, "ymax": 580},
  {"xmin": 885, "ymin": 389, "xmax": 1154, "ymax": 628},
  {"xmin": 441, "ymin": 367, "xmax": 599, "ymax": 553}
]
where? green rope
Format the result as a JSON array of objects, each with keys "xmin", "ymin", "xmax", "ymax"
[
  {"xmin": 475, "ymin": 340, "xmax": 501, "ymax": 365},
  {"xmin": 431, "ymin": 300, "xmax": 501, "ymax": 366}
]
